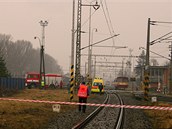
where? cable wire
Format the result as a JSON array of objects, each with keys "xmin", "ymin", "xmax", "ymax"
[
  {"xmin": 150, "ymin": 31, "xmax": 172, "ymax": 45},
  {"xmin": 100, "ymin": 0, "xmax": 116, "ymax": 60}
]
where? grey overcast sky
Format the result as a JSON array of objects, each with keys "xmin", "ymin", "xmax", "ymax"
[{"xmin": 0, "ymin": 0, "xmax": 171, "ymax": 75}]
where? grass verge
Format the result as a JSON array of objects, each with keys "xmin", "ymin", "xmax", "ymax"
[
  {"xmin": 0, "ymin": 88, "xmax": 78, "ymax": 129},
  {"xmin": 144, "ymin": 102, "xmax": 172, "ymax": 129}
]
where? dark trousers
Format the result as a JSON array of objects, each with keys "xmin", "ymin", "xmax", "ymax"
[
  {"xmin": 79, "ymin": 97, "xmax": 87, "ymax": 112},
  {"xmin": 99, "ymin": 89, "xmax": 103, "ymax": 95}
]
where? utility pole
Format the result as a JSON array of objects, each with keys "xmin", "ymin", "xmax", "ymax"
[
  {"xmin": 146, "ymin": 18, "xmax": 150, "ymax": 67},
  {"xmin": 169, "ymin": 43, "xmax": 172, "ymax": 94},
  {"xmin": 128, "ymin": 49, "xmax": 133, "ymax": 87},
  {"xmin": 148, "ymin": 20, "xmax": 172, "ymax": 95},
  {"xmin": 129, "ymin": 49, "xmax": 133, "ymax": 79},
  {"xmin": 144, "ymin": 18, "xmax": 150, "ymax": 101},
  {"xmin": 122, "ymin": 58, "xmax": 125, "ymax": 77},
  {"xmin": 93, "ymin": 56, "xmax": 96, "ymax": 79},
  {"xmin": 83, "ymin": 1, "xmax": 100, "ymax": 86},
  {"xmin": 85, "ymin": 62, "xmax": 87, "ymax": 77},
  {"xmin": 70, "ymin": 0, "xmax": 75, "ymax": 100},
  {"xmin": 142, "ymin": 20, "xmax": 172, "ymax": 97},
  {"xmin": 39, "ymin": 20, "xmax": 48, "ymax": 88},
  {"xmin": 75, "ymin": 0, "xmax": 82, "ymax": 89},
  {"xmin": 75, "ymin": 0, "xmax": 100, "ymax": 88},
  {"xmin": 88, "ymin": 4, "xmax": 92, "ymax": 80},
  {"xmin": 89, "ymin": 28, "xmax": 98, "ymax": 79}
]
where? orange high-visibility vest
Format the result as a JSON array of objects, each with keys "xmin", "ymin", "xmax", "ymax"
[{"xmin": 77, "ymin": 84, "xmax": 88, "ymax": 98}]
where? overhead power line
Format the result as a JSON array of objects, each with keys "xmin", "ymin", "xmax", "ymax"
[
  {"xmin": 94, "ymin": 65, "xmax": 122, "ymax": 68},
  {"xmin": 100, "ymin": 0, "xmax": 115, "ymax": 45},
  {"xmin": 81, "ymin": 54, "xmax": 162, "ymax": 59},
  {"xmin": 104, "ymin": 0, "xmax": 115, "ymax": 34},
  {"xmin": 80, "ymin": 34, "xmax": 119, "ymax": 50},
  {"xmin": 96, "ymin": 61, "xmax": 122, "ymax": 64},
  {"xmin": 150, "ymin": 31, "xmax": 172, "ymax": 45},
  {"xmin": 139, "ymin": 47, "xmax": 170, "ymax": 60},
  {"xmin": 152, "ymin": 21, "xmax": 172, "ymax": 24}
]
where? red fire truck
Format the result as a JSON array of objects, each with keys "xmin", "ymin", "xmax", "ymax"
[
  {"xmin": 25, "ymin": 72, "xmax": 63, "ymax": 88},
  {"xmin": 25, "ymin": 72, "xmax": 40, "ymax": 88}
]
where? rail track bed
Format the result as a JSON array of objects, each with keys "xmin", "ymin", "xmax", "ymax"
[
  {"xmin": 119, "ymin": 92, "xmax": 153, "ymax": 129},
  {"xmin": 47, "ymin": 90, "xmax": 153, "ymax": 129},
  {"xmin": 81, "ymin": 92, "xmax": 123, "ymax": 129}
]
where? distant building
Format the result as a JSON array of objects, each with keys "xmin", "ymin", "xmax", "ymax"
[{"xmin": 135, "ymin": 65, "xmax": 169, "ymax": 92}]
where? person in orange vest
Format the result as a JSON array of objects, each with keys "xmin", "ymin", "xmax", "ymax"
[{"xmin": 77, "ymin": 81, "xmax": 89, "ymax": 113}]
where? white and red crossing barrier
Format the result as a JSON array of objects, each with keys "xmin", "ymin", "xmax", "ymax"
[{"xmin": 0, "ymin": 97, "xmax": 172, "ymax": 111}]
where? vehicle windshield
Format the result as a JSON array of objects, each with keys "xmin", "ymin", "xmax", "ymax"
[
  {"xmin": 116, "ymin": 77, "xmax": 128, "ymax": 82},
  {"xmin": 93, "ymin": 82, "xmax": 102, "ymax": 86},
  {"xmin": 27, "ymin": 74, "xmax": 39, "ymax": 79}
]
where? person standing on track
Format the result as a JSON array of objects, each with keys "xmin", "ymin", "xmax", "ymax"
[
  {"xmin": 98, "ymin": 83, "xmax": 103, "ymax": 95},
  {"xmin": 77, "ymin": 81, "xmax": 89, "ymax": 113}
]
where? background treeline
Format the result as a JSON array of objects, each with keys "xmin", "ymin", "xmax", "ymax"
[{"xmin": 0, "ymin": 34, "xmax": 63, "ymax": 77}]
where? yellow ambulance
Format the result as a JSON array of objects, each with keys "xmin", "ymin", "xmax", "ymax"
[{"xmin": 91, "ymin": 77, "xmax": 104, "ymax": 93}]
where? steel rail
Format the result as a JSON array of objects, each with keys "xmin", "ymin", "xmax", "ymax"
[
  {"xmin": 114, "ymin": 92, "xmax": 124, "ymax": 129},
  {"xmin": 72, "ymin": 92, "xmax": 109, "ymax": 129}
]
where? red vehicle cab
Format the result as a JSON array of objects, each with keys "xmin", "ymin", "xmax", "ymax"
[{"xmin": 25, "ymin": 72, "xmax": 40, "ymax": 88}]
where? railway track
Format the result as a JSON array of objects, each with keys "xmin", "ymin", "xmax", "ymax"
[
  {"xmin": 115, "ymin": 92, "xmax": 124, "ymax": 129},
  {"xmin": 72, "ymin": 91, "xmax": 124, "ymax": 129}
]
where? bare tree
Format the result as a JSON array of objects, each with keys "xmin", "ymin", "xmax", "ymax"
[
  {"xmin": 134, "ymin": 50, "xmax": 146, "ymax": 81},
  {"xmin": 0, "ymin": 34, "xmax": 63, "ymax": 77}
]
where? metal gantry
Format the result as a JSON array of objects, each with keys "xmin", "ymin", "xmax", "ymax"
[
  {"xmin": 75, "ymin": 0, "xmax": 82, "ymax": 89},
  {"xmin": 74, "ymin": 0, "xmax": 100, "ymax": 88}
]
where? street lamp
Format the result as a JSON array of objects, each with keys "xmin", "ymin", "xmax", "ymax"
[
  {"xmin": 34, "ymin": 36, "xmax": 41, "ymax": 46},
  {"xmin": 39, "ymin": 20, "xmax": 48, "ymax": 47},
  {"xmin": 35, "ymin": 20, "xmax": 48, "ymax": 88}
]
